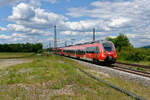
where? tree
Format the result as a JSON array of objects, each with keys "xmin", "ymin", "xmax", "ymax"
[
  {"xmin": 106, "ymin": 33, "xmax": 132, "ymax": 52},
  {"xmin": 0, "ymin": 43, "xmax": 43, "ymax": 52}
]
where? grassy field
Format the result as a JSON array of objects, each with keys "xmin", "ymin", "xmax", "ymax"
[
  {"xmin": 0, "ymin": 52, "xmax": 34, "ymax": 59},
  {"xmin": 0, "ymin": 53, "xmax": 149, "ymax": 100}
]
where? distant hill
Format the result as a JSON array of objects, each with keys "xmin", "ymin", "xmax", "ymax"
[{"xmin": 142, "ymin": 45, "xmax": 150, "ymax": 48}]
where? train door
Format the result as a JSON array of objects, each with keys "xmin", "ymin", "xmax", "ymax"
[
  {"xmin": 85, "ymin": 47, "xmax": 94, "ymax": 60},
  {"xmin": 94, "ymin": 46, "xmax": 100, "ymax": 60}
]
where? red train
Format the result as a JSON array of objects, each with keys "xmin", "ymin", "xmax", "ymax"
[{"xmin": 56, "ymin": 40, "xmax": 117, "ymax": 64}]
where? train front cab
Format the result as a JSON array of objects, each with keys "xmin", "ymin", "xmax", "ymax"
[{"xmin": 99, "ymin": 41, "xmax": 117, "ymax": 64}]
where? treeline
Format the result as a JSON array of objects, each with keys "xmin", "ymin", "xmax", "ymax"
[
  {"xmin": 0, "ymin": 43, "xmax": 43, "ymax": 53},
  {"xmin": 107, "ymin": 34, "xmax": 150, "ymax": 62}
]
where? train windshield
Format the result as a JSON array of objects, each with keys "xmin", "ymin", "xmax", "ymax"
[{"xmin": 102, "ymin": 42, "xmax": 114, "ymax": 52}]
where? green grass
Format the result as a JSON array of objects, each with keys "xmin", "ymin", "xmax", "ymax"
[
  {"xmin": 0, "ymin": 52, "xmax": 34, "ymax": 59},
  {"xmin": 85, "ymin": 67, "xmax": 150, "ymax": 100},
  {"xmin": 0, "ymin": 54, "xmax": 135, "ymax": 100}
]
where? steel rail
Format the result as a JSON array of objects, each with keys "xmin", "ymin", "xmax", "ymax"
[
  {"xmin": 116, "ymin": 62, "xmax": 150, "ymax": 69},
  {"xmin": 112, "ymin": 65, "xmax": 150, "ymax": 78}
]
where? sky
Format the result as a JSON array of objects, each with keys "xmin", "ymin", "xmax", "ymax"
[{"xmin": 0, "ymin": 0, "xmax": 150, "ymax": 48}]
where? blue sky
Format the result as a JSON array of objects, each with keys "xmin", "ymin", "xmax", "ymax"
[{"xmin": 0, "ymin": 0, "xmax": 150, "ymax": 48}]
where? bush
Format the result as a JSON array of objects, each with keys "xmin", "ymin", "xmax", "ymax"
[
  {"xmin": 126, "ymin": 51, "xmax": 145, "ymax": 62},
  {"xmin": 146, "ymin": 56, "xmax": 150, "ymax": 61},
  {"xmin": 37, "ymin": 50, "xmax": 43, "ymax": 53},
  {"xmin": 118, "ymin": 48, "xmax": 147, "ymax": 62}
]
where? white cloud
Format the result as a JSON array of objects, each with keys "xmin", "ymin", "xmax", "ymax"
[
  {"xmin": 0, "ymin": 33, "xmax": 28, "ymax": 40},
  {"xmin": 7, "ymin": 24, "xmax": 50, "ymax": 35},
  {"xmin": 29, "ymin": 0, "xmax": 41, "ymax": 7},
  {"xmin": 0, "ymin": 27, "xmax": 7, "ymax": 31},
  {"xmin": 67, "ymin": 7, "xmax": 87, "ymax": 18},
  {"xmin": 0, "ymin": 0, "xmax": 21, "ymax": 7},
  {"xmin": 66, "ymin": 0, "xmax": 150, "ymax": 47},
  {"xmin": 0, "ymin": 34, "xmax": 11, "ymax": 39},
  {"xmin": 2, "ymin": 0, "xmax": 150, "ymax": 47},
  {"xmin": 8, "ymin": 2, "xmax": 67, "ymax": 29},
  {"xmin": 45, "ymin": 0, "xmax": 58, "ymax": 4},
  {"xmin": 64, "ymin": 20, "xmax": 110, "ymax": 32},
  {"xmin": 45, "ymin": 0, "xmax": 72, "ymax": 4},
  {"xmin": 109, "ymin": 17, "xmax": 130, "ymax": 27},
  {"xmin": 7, "ymin": 24, "xmax": 30, "ymax": 32},
  {"xmin": 60, "ymin": 31, "xmax": 78, "ymax": 35},
  {"xmin": 8, "ymin": 3, "xmax": 35, "ymax": 20},
  {"xmin": 12, "ymin": 33, "xmax": 27, "ymax": 38}
]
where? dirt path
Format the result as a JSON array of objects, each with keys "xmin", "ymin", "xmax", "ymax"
[{"xmin": 0, "ymin": 59, "xmax": 32, "ymax": 69}]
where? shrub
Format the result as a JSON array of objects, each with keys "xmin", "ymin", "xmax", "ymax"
[
  {"xmin": 146, "ymin": 56, "xmax": 150, "ymax": 61},
  {"xmin": 118, "ymin": 48, "xmax": 146, "ymax": 62},
  {"xmin": 126, "ymin": 51, "xmax": 145, "ymax": 62}
]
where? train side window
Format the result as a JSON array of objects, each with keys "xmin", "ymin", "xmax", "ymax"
[
  {"xmin": 81, "ymin": 50, "xmax": 84, "ymax": 55},
  {"xmin": 86, "ymin": 47, "xmax": 92, "ymax": 53},
  {"xmin": 79, "ymin": 50, "xmax": 81, "ymax": 54},
  {"xmin": 77, "ymin": 50, "xmax": 79, "ymax": 54},
  {"xmin": 90, "ymin": 47, "xmax": 94, "ymax": 53},
  {"xmin": 86, "ymin": 47, "xmax": 89, "ymax": 53},
  {"xmin": 82, "ymin": 50, "xmax": 85, "ymax": 55},
  {"xmin": 95, "ymin": 47, "xmax": 99, "ymax": 53},
  {"xmin": 88, "ymin": 47, "xmax": 91, "ymax": 53}
]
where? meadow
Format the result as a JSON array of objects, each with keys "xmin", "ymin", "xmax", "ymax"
[
  {"xmin": 0, "ymin": 53, "xmax": 149, "ymax": 100},
  {"xmin": 0, "ymin": 52, "xmax": 34, "ymax": 59}
]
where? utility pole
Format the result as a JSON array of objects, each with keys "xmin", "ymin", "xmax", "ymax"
[
  {"xmin": 49, "ymin": 40, "xmax": 51, "ymax": 48},
  {"xmin": 54, "ymin": 25, "xmax": 57, "ymax": 49},
  {"xmin": 48, "ymin": 41, "xmax": 50, "ymax": 53},
  {"xmin": 71, "ymin": 39, "xmax": 75, "ymax": 45},
  {"xmin": 65, "ymin": 41, "xmax": 67, "ymax": 47},
  {"xmin": 93, "ymin": 28, "xmax": 95, "ymax": 41}
]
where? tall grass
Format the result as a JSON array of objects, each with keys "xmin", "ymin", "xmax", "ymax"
[{"xmin": 0, "ymin": 55, "xmax": 134, "ymax": 100}]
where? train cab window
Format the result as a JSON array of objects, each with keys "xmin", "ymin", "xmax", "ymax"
[{"xmin": 103, "ymin": 42, "xmax": 114, "ymax": 52}]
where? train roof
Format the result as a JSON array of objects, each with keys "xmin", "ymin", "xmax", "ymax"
[{"xmin": 65, "ymin": 40, "xmax": 113, "ymax": 47}]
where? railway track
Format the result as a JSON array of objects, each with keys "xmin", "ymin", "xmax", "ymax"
[
  {"xmin": 112, "ymin": 62, "xmax": 150, "ymax": 78},
  {"xmin": 63, "ymin": 55, "xmax": 150, "ymax": 78},
  {"xmin": 112, "ymin": 65, "xmax": 150, "ymax": 78},
  {"xmin": 116, "ymin": 62, "xmax": 150, "ymax": 69},
  {"xmin": 55, "ymin": 53, "xmax": 150, "ymax": 78}
]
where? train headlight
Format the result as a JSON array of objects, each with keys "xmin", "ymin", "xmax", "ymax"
[{"xmin": 105, "ymin": 51, "xmax": 108, "ymax": 54}]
